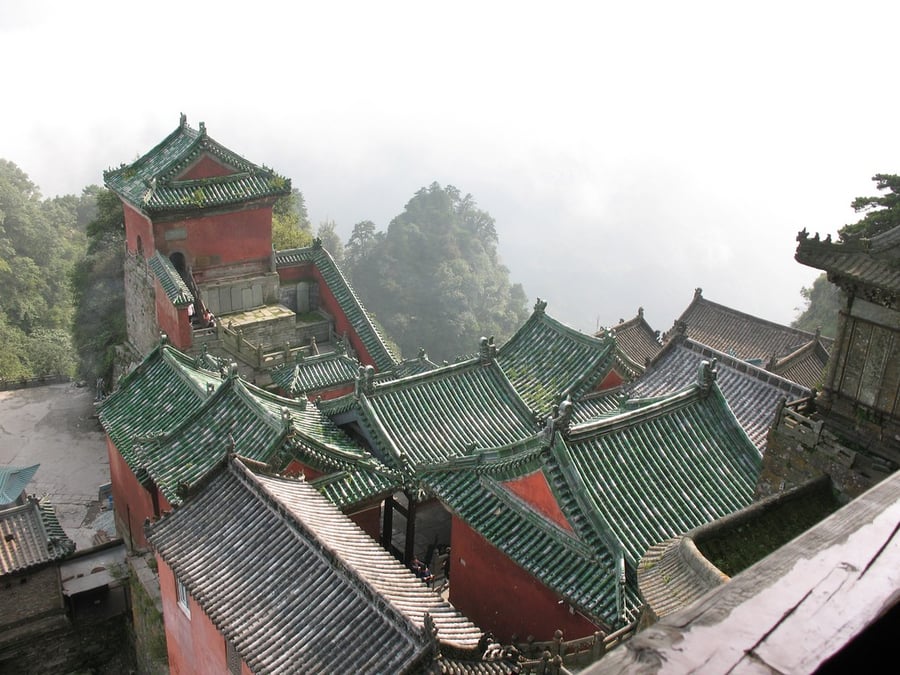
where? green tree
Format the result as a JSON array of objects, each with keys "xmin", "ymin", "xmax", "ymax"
[
  {"xmin": 272, "ymin": 188, "xmax": 313, "ymax": 250},
  {"xmin": 0, "ymin": 160, "xmax": 86, "ymax": 379},
  {"xmin": 316, "ymin": 219, "xmax": 344, "ymax": 264},
  {"xmin": 343, "ymin": 183, "xmax": 528, "ymax": 361},
  {"xmin": 792, "ymin": 274, "xmax": 839, "ymax": 338},
  {"xmin": 70, "ymin": 188, "xmax": 126, "ymax": 389},
  {"xmin": 839, "ymin": 173, "xmax": 900, "ymax": 242}
]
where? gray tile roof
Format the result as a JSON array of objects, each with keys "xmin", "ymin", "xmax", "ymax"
[
  {"xmin": 1, "ymin": 495, "xmax": 75, "ymax": 575},
  {"xmin": 628, "ymin": 336, "xmax": 812, "ymax": 451},
  {"xmin": 604, "ymin": 308, "xmax": 662, "ymax": 370},
  {"xmin": 666, "ymin": 288, "xmax": 833, "ymax": 363},
  {"xmin": 147, "ymin": 458, "xmax": 486, "ymax": 673}
]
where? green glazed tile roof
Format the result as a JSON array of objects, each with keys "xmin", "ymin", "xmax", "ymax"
[
  {"xmin": 497, "ymin": 305, "xmax": 616, "ymax": 413},
  {"xmin": 421, "ymin": 464, "xmax": 640, "ymax": 627},
  {"xmin": 275, "ymin": 244, "xmax": 397, "ymax": 371},
  {"xmin": 148, "ymin": 251, "xmax": 194, "ymax": 306},
  {"xmin": 560, "ymin": 383, "xmax": 762, "ymax": 566},
  {"xmin": 356, "ymin": 359, "xmax": 538, "ymax": 467},
  {"xmin": 98, "ymin": 344, "xmax": 223, "ymax": 479},
  {"xmin": 103, "ymin": 117, "xmax": 291, "ymax": 214},
  {"xmin": 135, "ymin": 376, "xmax": 376, "ymax": 505},
  {"xmin": 269, "ymin": 351, "xmax": 361, "ymax": 395},
  {"xmin": 0, "ymin": 465, "xmax": 39, "ymax": 505}
]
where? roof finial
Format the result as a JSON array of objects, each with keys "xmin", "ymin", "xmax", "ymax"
[
  {"xmin": 694, "ymin": 287, "xmax": 703, "ymax": 300},
  {"xmin": 199, "ymin": 121, "xmax": 206, "ymax": 136},
  {"xmin": 534, "ymin": 298, "xmax": 547, "ymax": 313},
  {"xmin": 179, "ymin": 113, "xmax": 187, "ymax": 128}
]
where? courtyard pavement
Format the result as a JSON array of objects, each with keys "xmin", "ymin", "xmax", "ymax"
[{"xmin": 0, "ymin": 382, "xmax": 113, "ymax": 551}]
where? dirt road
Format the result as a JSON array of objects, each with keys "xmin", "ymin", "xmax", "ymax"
[{"xmin": 0, "ymin": 382, "xmax": 112, "ymax": 550}]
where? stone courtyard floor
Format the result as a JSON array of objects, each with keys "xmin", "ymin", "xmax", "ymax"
[{"xmin": 0, "ymin": 382, "xmax": 112, "ymax": 551}]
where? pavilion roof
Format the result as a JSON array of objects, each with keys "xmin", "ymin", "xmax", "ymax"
[
  {"xmin": 1, "ymin": 465, "xmax": 75, "ymax": 576},
  {"xmin": 559, "ymin": 375, "xmax": 762, "ymax": 568},
  {"xmin": 147, "ymin": 458, "xmax": 437, "ymax": 674},
  {"xmin": 97, "ymin": 342, "xmax": 223, "ymax": 480},
  {"xmin": 603, "ymin": 307, "xmax": 662, "ymax": 371},
  {"xmin": 133, "ymin": 374, "xmax": 384, "ymax": 505},
  {"xmin": 269, "ymin": 350, "xmax": 361, "ymax": 396},
  {"xmin": 629, "ymin": 335, "xmax": 813, "ymax": 451},
  {"xmin": 795, "ymin": 226, "xmax": 900, "ymax": 302},
  {"xmin": 665, "ymin": 288, "xmax": 833, "ymax": 364},
  {"xmin": 496, "ymin": 300, "xmax": 616, "ymax": 413},
  {"xmin": 104, "ymin": 116, "xmax": 290, "ymax": 214},
  {"xmin": 0, "ymin": 464, "xmax": 39, "ymax": 505}
]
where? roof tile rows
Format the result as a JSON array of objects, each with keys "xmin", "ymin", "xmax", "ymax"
[
  {"xmin": 497, "ymin": 304, "xmax": 616, "ymax": 413},
  {"xmin": 629, "ymin": 337, "xmax": 812, "ymax": 451},
  {"xmin": 103, "ymin": 117, "xmax": 291, "ymax": 213},
  {"xmin": 147, "ymin": 459, "xmax": 433, "ymax": 674},
  {"xmin": 1, "ymin": 485, "xmax": 75, "ymax": 576},
  {"xmin": 667, "ymin": 288, "xmax": 833, "ymax": 364}
]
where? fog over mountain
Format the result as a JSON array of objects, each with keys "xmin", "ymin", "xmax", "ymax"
[{"xmin": 4, "ymin": 1, "xmax": 899, "ymax": 335}]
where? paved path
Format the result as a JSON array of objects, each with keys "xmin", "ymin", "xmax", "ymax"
[{"xmin": 0, "ymin": 383, "xmax": 112, "ymax": 550}]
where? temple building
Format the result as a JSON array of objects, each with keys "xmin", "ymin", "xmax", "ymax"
[{"xmin": 104, "ymin": 115, "xmax": 395, "ymax": 385}]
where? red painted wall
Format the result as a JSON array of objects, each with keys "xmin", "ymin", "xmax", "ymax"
[
  {"xmin": 157, "ymin": 556, "xmax": 246, "ymax": 675},
  {"xmin": 448, "ymin": 515, "xmax": 600, "ymax": 643},
  {"xmin": 282, "ymin": 459, "xmax": 323, "ymax": 481},
  {"xmin": 597, "ymin": 369, "xmax": 624, "ymax": 391},
  {"xmin": 123, "ymin": 203, "xmax": 155, "ymax": 257},
  {"xmin": 178, "ymin": 154, "xmax": 236, "ymax": 180},
  {"xmin": 107, "ymin": 439, "xmax": 156, "ymax": 551},
  {"xmin": 278, "ymin": 262, "xmax": 376, "ymax": 367},
  {"xmin": 349, "ymin": 504, "xmax": 382, "ymax": 542},
  {"xmin": 503, "ymin": 471, "xmax": 573, "ymax": 532},
  {"xmin": 154, "ymin": 278, "xmax": 192, "ymax": 349},
  {"xmin": 154, "ymin": 206, "xmax": 273, "ymax": 274}
]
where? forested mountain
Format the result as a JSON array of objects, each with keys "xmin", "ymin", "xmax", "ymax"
[
  {"xmin": 0, "ymin": 160, "xmax": 92, "ymax": 380},
  {"xmin": 342, "ymin": 182, "xmax": 528, "ymax": 362},
  {"xmin": 2, "ymin": 168, "xmax": 525, "ymax": 383}
]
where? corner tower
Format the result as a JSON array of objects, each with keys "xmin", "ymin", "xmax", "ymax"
[{"xmin": 104, "ymin": 114, "xmax": 291, "ymax": 356}]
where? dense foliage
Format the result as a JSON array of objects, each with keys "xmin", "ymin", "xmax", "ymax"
[
  {"xmin": 70, "ymin": 188, "xmax": 126, "ymax": 391},
  {"xmin": 272, "ymin": 188, "xmax": 313, "ymax": 250},
  {"xmin": 838, "ymin": 173, "xmax": 900, "ymax": 242},
  {"xmin": 792, "ymin": 274, "xmax": 839, "ymax": 338},
  {"xmin": 0, "ymin": 160, "xmax": 89, "ymax": 380},
  {"xmin": 794, "ymin": 173, "xmax": 900, "ymax": 336},
  {"xmin": 342, "ymin": 183, "xmax": 528, "ymax": 361}
]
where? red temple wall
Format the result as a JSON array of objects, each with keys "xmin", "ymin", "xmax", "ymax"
[
  {"xmin": 448, "ymin": 515, "xmax": 600, "ymax": 643},
  {"xmin": 278, "ymin": 262, "xmax": 376, "ymax": 367},
  {"xmin": 157, "ymin": 556, "xmax": 237, "ymax": 675},
  {"xmin": 153, "ymin": 206, "xmax": 273, "ymax": 271},
  {"xmin": 502, "ymin": 471, "xmax": 572, "ymax": 532},
  {"xmin": 107, "ymin": 439, "xmax": 156, "ymax": 551}
]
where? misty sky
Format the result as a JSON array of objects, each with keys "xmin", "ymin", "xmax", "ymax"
[{"xmin": 3, "ymin": 1, "xmax": 899, "ymax": 336}]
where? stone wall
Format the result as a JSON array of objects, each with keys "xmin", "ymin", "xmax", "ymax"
[
  {"xmin": 130, "ymin": 555, "xmax": 169, "ymax": 675},
  {"xmin": 0, "ymin": 567, "xmax": 63, "ymax": 631},
  {"xmin": 124, "ymin": 252, "xmax": 159, "ymax": 357}
]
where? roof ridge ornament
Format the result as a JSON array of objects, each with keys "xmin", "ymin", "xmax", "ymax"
[
  {"xmin": 534, "ymin": 298, "xmax": 547, "ymax": 313},
  {"xmin": 698, "ymin": 358, "xmax": 718, "ymax": 396},
  {"xmin": 478, "ymin": 336, "xmax": 497, "ymax": 363}
]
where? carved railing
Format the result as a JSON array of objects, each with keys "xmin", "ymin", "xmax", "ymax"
[
  {"xmin": 191, "ymin": 322, "xmax": 326, "ymax": 371},
  {"xmin": 515, "ymin": 623, "xmax": 638, "ymax": 673}
]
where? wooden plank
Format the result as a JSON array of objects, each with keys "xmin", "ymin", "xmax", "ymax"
[{"xmin": 587, "ymin": 472, "xmax": 900, "ymax": 674}]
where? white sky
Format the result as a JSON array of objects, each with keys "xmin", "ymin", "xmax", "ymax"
[{"xmin": 3, "ymin": 0, "xmax": 899, "ymax": 335}]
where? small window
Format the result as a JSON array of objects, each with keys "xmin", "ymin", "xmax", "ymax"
[{"xmin": 176, "ymin": 578, "xmax": 191, "ymax": 618}]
